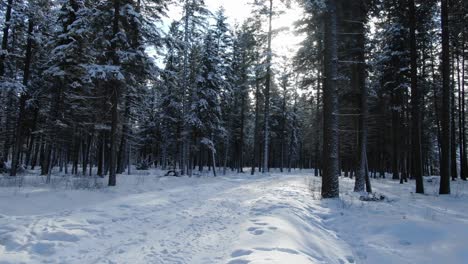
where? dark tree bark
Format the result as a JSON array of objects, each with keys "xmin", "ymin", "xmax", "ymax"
[
  {"xmin": 251, "ymin": 52, "xmax": 261, "ymax": 175},
  {"xmin": 280, "ymin": 76, "xmax": 287, "ymax": 173},
  {"xmin": 409, "ymin": 0, "xmax": 424, "ymax": 193},
  {"xmin": 354, "ymin": 0, "xmax": 370, "ymax": 193},
  {"xmin": 322, "ymin": 0, "xmax": 340, "ymax": 198},
  {"xmin": 108, "ymin": 0, "xmax": 122, "ymax": 187},
  {"xmin": 0, "ymin": 0, "xmax": 12, "ymax": 77},
  {"xmin": 391, "ymin": 91, "xmax": 400, "ymax": 180},
  {"xmin": 262, "ymin": 0, "xmax": 273, "ymax": 173},
  {"xmin": 440, "ymin": 0, "xmax": 451, "ymax": 194},
  {"xmin": 462, "ymin": 33, "xmax": 467, "ymax": 181},
  {"xmin": 11, "ymin": 19, "xmax": 34, "ymax": 176},
  {"xmin": 314, "ymin": 68, "xmax": 322, "ymax": 177},
  {"xmin": 451, "ymin": 51, "xmax": 458, "ymax": 181},
  {"xmin": 457, "ymin": 45, "xmax": 466, "ymax": 180},
  {"xmin": 238, "ymin": 87, "xmax": 246, "ymax": 173}
]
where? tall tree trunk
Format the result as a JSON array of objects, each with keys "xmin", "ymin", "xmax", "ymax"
[
  {"xmin": 108, "ymin": 0, "xmax": 121, "ymax": 187},
  {"xmin": 280, "ymin": 81, "xmax": 287, "ymax": 173},
  {"xmin": 239, "ymin": 87, "xmax": 246, "ymax": 173},
  {"xmin": 11, "ymin": 19, "xmax": 34, "ymax": 176},
  {"xmin": 0, "ymin": 0, "xmax": 12, "ymax": 77},
  {"xmin": 462, "ymin": 33, "xmax": 467, "ymax": 181},
  {"xmin": 440, "ymin": 0, "xmax": 451, "ymax": 194},
  {"xmin": 181, "ymin": 0, "xmax": 191, "ymax": 176},
  {"xmin": 354, "ymin": 0, "xmax": 370, "ymax": 193},
  {"xmin": 457, "ymin": 44, "xmax": 466, "ymax": 180},
  {"xmin": 322, "ymin": 0, "xmax": 340, "ymax": 198},
  {"xmin": 409, "ymin": 0, "xmax": 424, "ymax": 193},
  {"xmin": 391, "ymin": 91, "xmax": 400, "ymax": 180},
  {"xmin": 451, "ymin": 51, "xmax": 458, "ymax": 181},
  {"xmin": 262, "ymin": 0, "xmax": 273, "ymax": 174},
  {"xmin": 251, "ymin": 55, "xmax": 261, "ymax": 175},
  {"xmin": 117, "ymin": 97, "xmax": 130, "ymax": 174},
  {"xmin": 25, "ymin": 108, "xmax": 38, "ymax": 168},
  {"xmin": 314, "ymin": 68, "xmax": 322, "ymax": 176}
]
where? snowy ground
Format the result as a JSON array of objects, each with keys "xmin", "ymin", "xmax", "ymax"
[{"xmin": 1, "ymin": 170, "xmax": 468, "ymax": 264}]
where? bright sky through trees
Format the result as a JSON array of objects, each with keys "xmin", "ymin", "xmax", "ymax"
[{"xmin": 166, "ymin": 0, "xmax": 304, "ymax": 60}]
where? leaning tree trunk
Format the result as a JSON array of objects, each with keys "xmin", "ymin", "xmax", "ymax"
[{"xmin": 321, "ymin": 0, "xmax": 340, "ymax": 198}]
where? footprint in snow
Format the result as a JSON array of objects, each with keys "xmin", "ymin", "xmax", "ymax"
[
  {"xmin": 230, "ymin": 249, "xmax": 253, "ymax": 257},
  {"xmin": 227, "ymin": 259, "xmax": 250, "ymax": 264},
  {"xmin": 31, "ymin": 242, "xmax": 56, "ymax": 256},
  {"xmin": 254, "ymin": 247, "xmax": 300, "ymax": 255},
  {"xmin": 86, "ymin": 219, "xmax": 105, "ymax": 225},
  {"xmin": 399, "ymin": 239, "xmax": 412, "ymax": 246},
  {"xmin": 247, "ymin": 227, "xmax": 264, "ymax": 235},
  {"xmin": 40, "ymin": 231, "xmax": 81, "ymax": 242}
]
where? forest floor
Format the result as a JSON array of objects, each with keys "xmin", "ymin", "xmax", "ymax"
[{"xmin": 1, "ymin": 170, "xmax": 468, "ymax": 264}]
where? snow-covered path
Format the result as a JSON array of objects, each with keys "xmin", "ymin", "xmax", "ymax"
[
  {"xmin": 0, "ymin": 173, "xmax": 354, "ymax": 264},
  {"xmin": 2, "ymin": 172, "xmax": 468, "ymax": 264}
]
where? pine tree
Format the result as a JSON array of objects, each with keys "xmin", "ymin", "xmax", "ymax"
[
  {"xmin": 440, "ymin": 0, "xmax": 451, "ymax": 194},
  {"xmin": 321, "ymin": 0, "xmax": 340, "ymax": 198}
]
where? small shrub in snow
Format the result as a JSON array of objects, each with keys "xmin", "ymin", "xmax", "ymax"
[
  {"xmin": 305, "ymin": 176, "xmax": 321, "ymax": 200},
  {"xmin": 164, "ymin": 170, "xmax": 181, "ymax": 177},
  {"xmin": 359, "ymin": 193, "xmax": 386, "ymax": 202},
  {"xmin": 136, "ymin": 161, "xmax": 150, "ymax": 171}
]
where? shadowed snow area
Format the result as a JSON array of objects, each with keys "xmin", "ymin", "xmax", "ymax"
[{"xmin": 1, "ymin": 171, "xmax": 468, "ymax": 263}]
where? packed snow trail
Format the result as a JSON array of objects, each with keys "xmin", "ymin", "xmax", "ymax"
[
  {"xmin": 0, "ymin": 173, "xmax": 354, "ymax": 264},
  {"xmin": 2, "ymin": 172, "xmax": 468, "ymax": 264}
]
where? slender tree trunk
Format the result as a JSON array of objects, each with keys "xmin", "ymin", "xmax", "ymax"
[
  {"xmin": 451, "ymin": 51, "xmax": 458, "ymax": 181},
  {"xmin": 180, "ymin": 0, "xmax": 192, "ymax": 176},
  {"xmin": 108, "ymin": 0, "xmax": 121, "ymax": 187},
  {"xmin": 462, "ymin": 34, "xmax": 467, "ymax": 181},
  {"xmin": 0, "ymin": 0, "xmax": 12, "ymax": 77},
  {"xmin": 262, "ymin": 0, "xmax": 273, "ymax": 174},
  {"xmin": 117, "ymin": 97, "xmax": 130, "ymax": 174},
  {"xmin": 280, "ymin": 81, "xmax": 287, "ymax": 173},
  {"xmin": 409, "ymin": 0, "xmax": 424, "ymax": 193},
  {"xmin": 457, "ymin": 45, "xmax": 466, "ymax": 180},
  {"xmin": 251, "ymin": 58, "xmax": 261, "ymax": 175},
  {"xmin": 354, "ymin": 0, "xmax": 370, "ymax": 193},
  {"xmin": 440, "ymin": 0, "xmax": 451, "ymax": 194},
  {"xmin": 391, "ymin": 91, "xmax": 400, "ymax": 180},
  {"xmin": 314, "ymin": 67, "xmax": 322, "ymax": 177},
  {"xmin": 26, "ymin": 108, "xmax": 38, "ymax": 168},
  {"xmin": 11, "ymin": 19, "xmax": 34, "ymax": 176},
  {"xmin": 212, "ymin": 138, "xmax": 217, "ymax": 177},
  {"xmin": 239, "ymin": 88, "xmax": 246, "ymax": 173}
]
